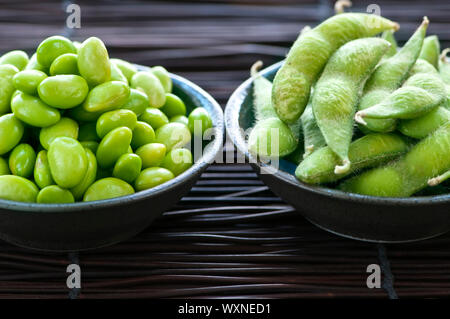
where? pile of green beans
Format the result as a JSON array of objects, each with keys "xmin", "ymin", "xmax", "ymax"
[
  {"xmin": 251, "ymin": 7, "xmax": 450, "ymax": 198},
  {"xmin": 0, "ymin": 36, "xmax": 213, "ymax": 204}
]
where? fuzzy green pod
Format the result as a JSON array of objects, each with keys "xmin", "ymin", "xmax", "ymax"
[
  {"xmin": 131, "ymin": 71, "xmax": 166, "ymax": 108},
  {"xmin": 300, "ymin": 102, "xmax": 325, "ymax": 158},
  {"xmin": 272, "ymin": 13, "xmax": 399, "ymax": 123},
  {"xmin": 439, "ymin": 49, "xmax": 450, "ymax": 85},
  {"xmin": 355, "ymin": 59, "xmax": 447, "ymax": 122},
  {"xmin": 312, "ymin": 38, "xmax": 390, "ymax": 174},
  {"xmin": 428, "ymin": 170, "xmax": 450, "ymax": 186},
  {"xmin": 0, "ymin": 114, "xmax": 24, "ymax": 155},
  {"xmin": 34, "ymin": 150, "xmax": 55, "ymax": 189},
  {"xmin": 77, "ymin": 37, "xmax": 111, "ymax": 86},
  {"xmin": 296, "ymin": 133, "xmax": 408, "ymax": 184},
  {"xmin": 357, "ymin": 18, "xmax": 428, "ymax": 133},
  {"xmin": 0, "ymin": 64, "xmax": 19, "ymax": 115},
  {"xmin": 381, "ymin": 30, "xmax": 398, "ymax": 58},
  {"xmin": 340, "ymin": 122, "xmax": 450, "ymax": 197},
  {"xmin": 419, "ymin": 35, "xmax": 440, "ymax": 68},
  {"xmin": 398, "ymin": 106, "xmax": 450, "ymax": 139},
  {"xmin": 0, "ymin": 50, "xmax": 29, "ymax": 70},
  {"xmin": 0, "ymin": 175, "xmax": 39, "ymax": 202},
  {"xmin": 37, "ymin": 185, "xmax": 75, "ymax": 204}
]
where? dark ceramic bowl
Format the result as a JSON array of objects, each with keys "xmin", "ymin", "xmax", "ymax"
[
  {"xmin": 225, "ymin": 61, "xmax": 450, "ymax": 243},
  {"xmin": 0, "ymin": 68, "xmax": 224, "ymax": 252}
]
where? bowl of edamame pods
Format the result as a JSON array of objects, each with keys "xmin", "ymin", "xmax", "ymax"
[
  {"xmin": 226, "ymin": 12, "xmax": 450, "ymax": 243},
  {"xmin": 0, "ymin": 36, "xmax": 223, "ymax": 251}
]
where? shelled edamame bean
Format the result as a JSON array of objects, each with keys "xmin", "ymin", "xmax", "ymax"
[{"xmin": 0, "ymin": 35, "xmax": 213, "ymax": 203}]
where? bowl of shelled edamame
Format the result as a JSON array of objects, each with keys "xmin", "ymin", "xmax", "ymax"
[
  {"xmin": 0, "ymin": 36, "xmax": 223, "ymax": 251},
  {"xmin": 226, "ymin": 12, "xmax": 450, "ymax": 243}
]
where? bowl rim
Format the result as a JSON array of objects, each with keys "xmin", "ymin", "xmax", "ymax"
[
  {"xmin": 225, "ymin": 60, "xmax": 450, "ymax": 206},
  {"xmin": 0, "ymin": 68, "xmax": 224, "ymax": 212}
]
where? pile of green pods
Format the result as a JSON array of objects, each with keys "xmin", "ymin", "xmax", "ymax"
[
  {"xmin": 0, "ymin": 36, "xmax": 213, "ymax": 203},
  {"xmin": 250, "ymin": 8, "xmax": 450, "ymax": 198}
]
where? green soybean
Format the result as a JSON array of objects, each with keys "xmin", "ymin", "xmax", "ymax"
[
  {"xmin": 77, "ymin": 37, "xmax": 111, "ymax": 86},
  {"xmin": 83, "ymin": 81, "xmax": 130, "ymax": 113},
  {"xmin": 160, "ymin": 93, "xmax": 186, "ymax": 118},
  {"xmin": 296, "ymin": 133, "xmax": 408, "ymax": 184},
  {"xmin": 110, "ymin": 62, "xmax": 128, "ymax": 83},
  {"xmin": 37, "ymin": 185, "xmax": 74, "ymax": 204},
  {"xmin": 398, "ymin": 106, "xmax": 450, "ymax": 139},
  {"xmin": 131, "ymin": 71, "xmax": 166, "ymax": 108},
  {"xmin": 0, "ymin": 157, "xmax": 10, "ymax": 175},
  {"xmin": 39, "ymin": 117, "xmax": 79, "ymax": 149},
  {"xmin": 131, "ymin": 121, "xmax": 155, "ymax": 149},
  {"xmin": 49, "ymin": 53, "xmax": 79, "ymax": 75},
  {"xmin": 67, "ymin": 105, "xmax": 102, "ymax": 122},
  {"xmin": 83, "ymin": 177, "xmax": 134, "ymax": 202},
  {"xmin": 161, "ymin": 148, "xmax": 193, "ymax": 176},
  {"xmin": 0, "ymin": 113, "xmax": 24, "ymax": 155},
  {"xmin": 135, "ymin": 167, "xmax": 174, "ymax": 191},
  {"xmin": 121, "ymin": 89, "xmax": 148, "ymax": 117},
  {"xmin": 96, "ymin": 109, "xmax": 137, "ymax": 138},
  {"xmin": 272, "ymin": 13, "xmax": 398, "ymax": 123},
  {"xmin": 70, "ymin": 148, "xmax": 97, "ymax": 200},
  {"xmin": 9, "ymin": 143, "xmax": 36, "ymax": 178},
  {"xmin": 0, "ymin": 64, "xmax": 19, "ymax": 114},
  {"xmin": 80, "ymin": 141, "xmax": 99, "ymax": 153},
  {"xmin": 312, "ymin": 38, "xmax": 390, "ymax": 174},
  {"xmin": 13, "ymin": 70, "xmax": 47, "ymax": 95},
  {"xmin": 11, "ymin": 91, "xmax": 60, "ymax": 127},
  {"xmin": 170, "ymin": 115, "xmax": 189, "ymax": 126},
  {"xmin": 34, "ymin": 150, "xmax": 55, "ymax": 189},
  {"xmin": 135, "ymin": 143, "xmax": 166, "ymax": 168},
  {"xmin": 139, "ymin": 107, "xmax": 169, "ymax": 129},
  {"xmin": 38, "ymin": 75, "xmax": 89, "ymax": 109},
  {"xmin": 0, "ymin": 175, "xmax": 38, "ymax": 202},
  {"xmin": 110, "ymin": 58, "xmax": 137, "ymax": 83},
  {"xmin": 25, "ymin": 53, "xmax": 47, "ymax": 73},
  {"xmin": 155, "ymin": 122, "xmax": 191, "ymax": 152},
  {"xmin": 419, "ymin": 35, "xmax": 440, "ymax": 68},
  {"xmin": 48, "ymin": 137, "xmax": 87, "ymax": 188},
  {"xmin": 96, "ymin": 126, "xmax": 132, "ymax": 168},
  {"xmin": 357, "ymin": 18, "xmax": 428, "ymax": 133},
  {"xmin": 152, "ymin": 66, "xmax": 172, "ymax": 93},
  {"xmin": 0, "ymin": 50, "xmax": 29, "ymax": 70},
  {"xmin": 339, "ymin": 122, "xmax": 450, "ymax": 197},
  {"xmin": 188, "ymin": 107, "xmax": 213, "ymax": 137},
  {"xmin": 78, "ymin": 122, "xmax": 99, "ymax": 142},
  {"xmin": 355, "ymin": 59, "xmax": 447, "ymax": 121},
  {"xmin": 36, "ymin": 36, "xmax": 76, "ymax": 68},
  {"xmin": 112, "ymin": 153, "xmax": 142, "ymax": 183}
]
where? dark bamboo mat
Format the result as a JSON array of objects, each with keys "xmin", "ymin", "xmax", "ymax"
[{"xmin": 0, "ymin": 0, "xmax": 450, "ymax": 299}]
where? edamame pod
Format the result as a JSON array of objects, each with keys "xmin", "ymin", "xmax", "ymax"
[
  {"xmin": 152, "ymin": 66, "xmax": 172, "ymax": 93},
  {"xmin": 439, "ymin": 48, "xmax": 450, "ymax": 84},
  {"xmin": 96, "ymin": 126, "xmax": 132, "ymax": 168},
  {"xmin": 39, "ymin": 117, "xmax": 79, "ymax": 149},
  {"xmin": 0, "ymin": 175, "xmax": 38, "ymax": 202},
  {"xmin": 83, "ymin": 177, "xmax": 134, "ymax": 202},
  {"xmin": 9, "ymin": 143, "xmax": 36, "ymax": 178},
  {"xmin": 112, "ymin": 153, "xmax": 142, "ymax": 183},
  {"xmin": 398, "ymin": 106, "xmax": 450, "ymax": 139},
  {"xmin": 96, "ymin": 109, "xmax": 137, "ymax": 138},
  {"xmin": 300, "ymin": 102, "xmax": 325, "ymax": 158},
  {"xmin": 38, "ymin": 75, "xmax": 89, "ymax": 109},
  {"xmin": 34, "ymin": 150, "xmax": 55, "ymax": 189},
  {"xmin": 296, "ymin": 133, "xmax": 408, "ymax": 184},
  {"xmin": 428, "ymin": 170, "xmax": 450, "ymax": 186},
  {"xmin": 36, "ymin": 36, "xmax": 76, "ymax": 68},
  {"xmin": 419, "ymin": 35, "xmax": 440, "ymax": 68},
  {"xmin": 0, "ymin": 64, "xmax": 19, "ymax": 114},
  {"xmin": 82, "ymin": 81, "xmax": 130, "ymax": 113},
  {"xmin": 339, "ymin": 122, "xmax": 450, "ymax": 197},
  {"xmin": 48, "ymin": 137, "xmax": 88, "ymax": 188},
  {"xmin": 357, "ymin": 18, "xmax": 428, "ymax": 132},
  {"xmin": 77, "ymin": 37, "xmax": 111, "ymax": 86},
  {"xmin": 355, "ymin": 60, "xmax": 447, "ymax": 122},
  {"xmin": 37, "ymin": 185, "xmax": 74, "ymax": 204},
  {"xmin": 272, "ymin": 13, "xmax": 399, "ymax": 123},
  {"xmin": 0, "ymin": 113, "xmax": 24, "ymax": 155},
  {"xmin": 11, "ymin": 91, "xmax": 60, "ymax": 127},
  {"xmin": 0, "ymin": 50, "xmax": 29, "ymax": 70},
  {"xmin": 381, "ymin": 30, "xmax": 398, "ymax": 58},
  {"xmin": 312, "ymin": 38, "xmax": 390, "ymax": 174},
  {"xmin": 13, "ymin": 70, "xmax": 47, "ymax": 95},
  {"xmin": 131, "ymin": 71, "xmax": 166, "ymax": 108},
  {"xmin": 70, "ymin": 148, "xmax": 97, "ymax": 200},
  {"xmin": 49, "ymin": 53, "xmax": 79, "ymax": 75}
]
